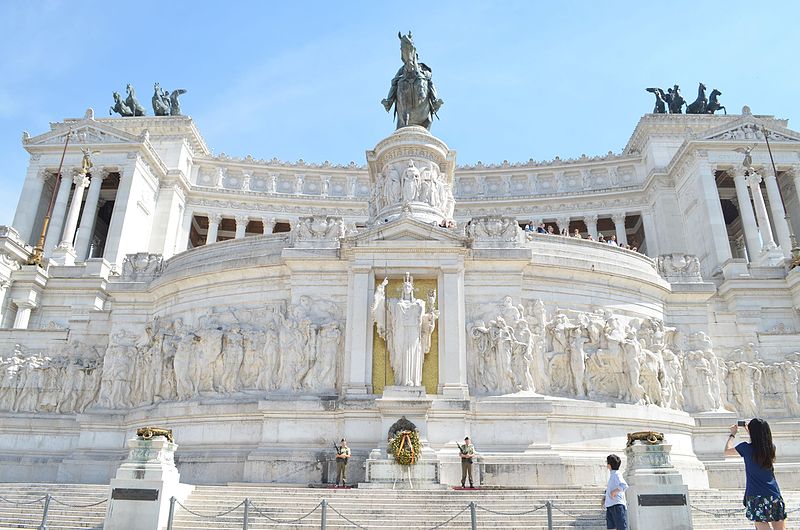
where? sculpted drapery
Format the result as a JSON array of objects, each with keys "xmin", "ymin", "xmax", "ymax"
[{"xmin": 372, "ymin": 274, "xmax": 438, "ymax": 387}]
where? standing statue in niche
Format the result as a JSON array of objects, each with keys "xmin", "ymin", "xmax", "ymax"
[
  {"xmin": 372, "ymin": 273, "xmax": 439, "ymax": 387},
  {"xmin": 381, "ymin": 31, "xmax": 444, "ymax": 130}
]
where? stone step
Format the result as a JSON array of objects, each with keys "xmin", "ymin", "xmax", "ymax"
[{"xmin": 2, "ymin": 483, "xmax": 800, "ymax": 530}]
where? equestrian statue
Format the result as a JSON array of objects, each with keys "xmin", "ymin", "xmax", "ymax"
[
  {"xmin": 645, "ymin": 82, "xmax": 725, "ymax": 115},
  {"xmin": 382, "ymin": 31, "xmax": 444, "ymax": 130}
]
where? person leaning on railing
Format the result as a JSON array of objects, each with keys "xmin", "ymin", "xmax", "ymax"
[{"xmin": 724, "ymin": 418, "xmax": 787, "ymax": 530}]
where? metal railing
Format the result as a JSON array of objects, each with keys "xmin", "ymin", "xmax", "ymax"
[
  {"xmin": 163, "ymin": 496, "xmax": 609, "ymax": 530},
  {"xmin": 0, "ymin": 492, "xmax": 107, "ymax": 530}
]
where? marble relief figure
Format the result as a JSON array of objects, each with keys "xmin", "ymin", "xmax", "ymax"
[{"xmin": 372, "ymin": 274, "xmax": 439, "ymax": 387}]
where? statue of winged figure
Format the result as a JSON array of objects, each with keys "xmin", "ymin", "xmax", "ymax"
[{"xmin": 734, "ymin": 145, "xmax": 756, "ymax": 170}]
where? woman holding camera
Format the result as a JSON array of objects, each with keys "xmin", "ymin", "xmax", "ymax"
[{"xmin": 724, "ymin": 418, "xmax": 787, "ymax": 529}]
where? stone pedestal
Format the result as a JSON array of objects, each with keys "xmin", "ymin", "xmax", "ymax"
[
  {"xmin": 104, "ymin": 438, "xmax": 193, "ymax": 530},
  {"xmin": 624, "ymin": 443, "xmax": 692, "ymax": 530},
  {"xmin": 362, "ymin": 386, "xmax": 445, "ymax": 489}
]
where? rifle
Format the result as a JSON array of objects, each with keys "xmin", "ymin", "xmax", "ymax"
[
  {"xmin": 457, "ymin": 442, "xmax": 468, "ymax": 456},
  {"xmin": 333, "ymin": 441, "xmax": 342, "ymax": 455}
]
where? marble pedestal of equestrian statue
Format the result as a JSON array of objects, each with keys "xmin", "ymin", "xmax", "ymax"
[
  {"xmin": 104, "ymin": 437, "xmax": 194, "ymax": 530},
  {"xmin": 361, "ymin": 386, "xmax": 446, "ymax": 489},
  {"xmin": 623, "ymin": 443, "xmax": 692, "ymax": 530}
]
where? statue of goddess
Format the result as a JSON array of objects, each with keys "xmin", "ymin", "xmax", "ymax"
[{"xmin": 372, "ymin": 273, "xmax": 438, "ymax": 387}]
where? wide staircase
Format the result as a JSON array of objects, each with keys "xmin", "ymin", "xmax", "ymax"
[{"xmin": 1, "ymin": 483, "xmax": 800, "ymax": 529}]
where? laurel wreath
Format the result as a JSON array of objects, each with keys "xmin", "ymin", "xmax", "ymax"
[{"xmin": 388, "ymin": 429, "xmax": 421, "ymax": 466}]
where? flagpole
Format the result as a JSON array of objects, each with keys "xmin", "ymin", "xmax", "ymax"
[{"xmin": 29, "ymin": 128, "xmax": 72, "ymax": 266}]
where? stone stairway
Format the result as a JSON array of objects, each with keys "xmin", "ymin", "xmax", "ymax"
[
  {"xmin": 0, "ymin": 483, "xmax": 108, "ymax": 529},
  {"xmin": 0, "ymin": 483, "xmax": 799, "ymax": 529}
]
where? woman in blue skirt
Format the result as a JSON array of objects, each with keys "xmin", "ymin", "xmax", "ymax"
[{"xmin": 724, "ymin": 418, "xmax": 787, "ymax": 529}]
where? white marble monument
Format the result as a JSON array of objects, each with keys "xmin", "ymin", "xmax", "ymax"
[{"xmin": 1, "ymin": 105, "xmax": 800, "ymax": 493}]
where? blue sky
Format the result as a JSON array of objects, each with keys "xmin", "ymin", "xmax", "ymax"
[{"xmin": 1, "ymin": 1, "xmax": 798, "ymax": 226}]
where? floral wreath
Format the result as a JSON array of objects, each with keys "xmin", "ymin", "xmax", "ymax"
[{"xmin": 388, "ymin": 429, "xmax": 421, "ymax": 466}]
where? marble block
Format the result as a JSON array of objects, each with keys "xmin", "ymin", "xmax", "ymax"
[
  {"xmin": 104, "ymin": 437, "xmax": 193, "ymax": 530},
  {"xmin": 624, "ymin": 443, "xmax": 692, "ymax": 530}
]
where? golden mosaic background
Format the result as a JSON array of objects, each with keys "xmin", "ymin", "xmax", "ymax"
[{"xmin": 371, "ymin": 277, "xmax": 439, "ymax": 395}]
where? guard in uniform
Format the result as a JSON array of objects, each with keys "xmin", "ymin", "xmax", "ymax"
[
  {"xmin": 459, "ymin": 436, "xmax": 475, "ymax": 488},
  {"xmin": 335, "ymin": 438, "xmax": 351, "ymax": 487}
]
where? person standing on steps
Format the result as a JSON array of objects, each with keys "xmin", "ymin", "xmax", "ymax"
[
  {"xmin": 459, "ymin": 436, "xmax": 476, "ymax": 488},
  {"xmin": 603, "ymin": 454, "xmax": 628, "ymax": 530},
  {"xmin": 335, "ymin": 438, "xmax": 351, "ymax": 487},
  {"xmin": 724, "ymin": 419, "xmax": 787, "ymax": 530}
]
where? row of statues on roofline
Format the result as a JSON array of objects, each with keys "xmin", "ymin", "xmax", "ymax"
[
  {"xmin": 110, "ymin": 83, "xmax": 187, "ymax": 117},
  {"xmin": 0, "ymin": 296, "xmax": 342, "ymax": 412},
  {"xmin": 2, "ymin": 293, "xmax": 798, "ymax": 417},
  {"xmin": 646, "ymin": 82, "xmax": 726, "ymax": 115},
  {"xmin": 466, "ymin": 296, "xmax": 800, "ymax": 416}
]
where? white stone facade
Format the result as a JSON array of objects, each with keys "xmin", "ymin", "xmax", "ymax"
[{"xmin": 2, "ymin": 109, "xmax": 800, "ymax": 489}]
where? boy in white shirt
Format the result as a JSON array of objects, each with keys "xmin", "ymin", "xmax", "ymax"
[{"xmin": 603, "ymin": 454, "xmax": 628, "ymax": 530}]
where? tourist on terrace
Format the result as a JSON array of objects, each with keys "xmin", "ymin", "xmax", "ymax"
[
  {"xmin": 524, "ymin": 223, "xmax": 533, "ymax": 232},
  {"xmin": 546, "ymin": 225, "xmax": 555, "ymax": 235},
  {"xmin": 598, "ymin": 234, "xmax": 606, "ymax": 243},
  {"xmin": 536, "ymin": 223, "xmax": 547, "ymax": 234},
  {"xmin": 607, "ymin": 235, "xmax": 618, "ymax": 246},
  {"xmin": 572, "ymin": 229, "xmax": 582, "ymax": 238},
  {"xmin": 724, "ymin": 419, "xmax": 787, "ymax": 529},
  {"xmin": 603, "ymin": 454, "xmax": 629, "ymax": 530}
]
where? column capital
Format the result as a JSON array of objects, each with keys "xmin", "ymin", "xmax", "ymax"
[
  {"xmin": 746, "ymin": 172, "xmax": 763, "ymax": 188},
  {"xmin": 234, "ymin": 214, "xmax": 250, "ymax": 225},
  {"xmin": 611, "ymin": 212, "xmax": 626, "ymax": 224},
  {"xmin": 71, "ymin": 172, "xmax": 90, "ymax": 187},
  {"xmin": 583, "ymin": 213, "xmax": 599, "ymax": 224},
  {"xmin": 207, "ymin": 212, "xmax": 223, "ymax": 225}
]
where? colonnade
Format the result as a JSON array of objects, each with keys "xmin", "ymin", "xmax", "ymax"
[{"xmin": 727, "ymin": 166, "xmax": 798, "ymax": 262}]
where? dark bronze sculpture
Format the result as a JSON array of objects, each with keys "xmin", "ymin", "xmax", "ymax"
[
  {"xmin": 382, "ymin": 31, "xmax": 443, "ymax": 130},
  {"xmin": 667, "ymin": 85, "xmax": 685, "ymax": 114},
  {"xmin": 686, "ymin": 82, "xmax": 707, "ymax": 114},
  {"xmin": 646, "ymin": 88, "xmax": 667, "ymax": 113},
  {"xmin": 109, "ymin": 91, "xmax": 134, "ymax": 117},
  {"xmin": 169, "ymin": 89, "xmax": 187, "ymax": 116},
  {"xmin": 706, "ymin": 89, "xmax": 726, "ymax": 115},
  {"xmin": 152, "ymin": 83, "xmax": 171, "ymax": 116},
  {"xmin": 125, "ymin": 84, "xmax": 146, "ymax": 116},
  {"xmin": 646, "ymin": 82, "xmax": 725, "ymax": 115}
]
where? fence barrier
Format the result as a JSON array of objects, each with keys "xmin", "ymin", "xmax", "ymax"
[
  {"xmin": 4, "ymin": 489, "xmax": 798, "ymax": 530},
  {"xmin": 0, "ymin": 491, "xmax": 106, "ymax": 530}
]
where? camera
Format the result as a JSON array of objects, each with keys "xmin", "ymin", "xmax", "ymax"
[{"xmin": 737, "ymin": 420, "xmax": 746, "ymax": 427}]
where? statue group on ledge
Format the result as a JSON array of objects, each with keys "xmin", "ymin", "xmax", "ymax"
[
  {"xmin": 646, "ymin": 82, "xmax": 725, "ymax": 115},
  {"xmin": 109, "ymin": 83, "xmax": 187, "ymax": 117}
]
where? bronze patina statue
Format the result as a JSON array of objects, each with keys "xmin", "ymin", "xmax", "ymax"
[
  {"xmin": 382, "ymin": 31, "xmax": 443, "ymax": 130},
  {"xmin": 646, "ymin": 82, "xmax": 724, "ymax": 115},
  {"xmin": 125, "ymin": 84, "xmax": 147, "ymax": 116},
  {"xmin": 109, "ymin": 91, "xmax": 134, "ymax": 117},
  {"xmin": 626, "ymin": 431, "xmax": 664, "ymax": 446},
  {"xmin": 152, "ymin": 83, "xmax": 171, "ymax": 116},
  {"xmin": 136, "ymin": 426, "xmax": 174, "ymax": 443},
  {"xmin": 645, "ymin": 88, "xmax": 668, "ymax": 113}
]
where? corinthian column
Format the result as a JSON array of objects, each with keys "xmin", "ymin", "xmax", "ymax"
[
  {"xmin": 59, "ymin": 171, "xmax": 91, "ymax": 248},
  {"xmin": 261, "ymin": 217, "xmax": 276, "ymax": 234},
  {"xmin": 74, "ymin": 169, "xmax": 109, "ymax": 260},
  {"xmin": 234, "ymin": 215, "xmax": 249, "ymax": 239},
  {"xmin": 42, "ymin": 171, "xmax": 76, "ymax": 257},
  {"xmin": 762, "ymin": 167, "xmax": 792, "ymax": 256},
  {"xmin": 206, "ymin": 213, "xmax": 222, "ymax": 244},
  {"xmin": 583, "ymin": 214, "xmax": 598, "ymax": 239},
  {"xmin": 612, "ymin": 212, "xmax": 628, "ymax": 246},
  {"xmin": 732, "ymin": 170, "xmax": 761, "ymax": 261},
  {"xmin": 747, "ymin": 172, "xmax": 777, "ymax": 250}
]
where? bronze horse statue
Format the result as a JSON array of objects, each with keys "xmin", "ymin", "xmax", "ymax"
[
  {"xmin": 706, "ymin": 89, "xmax": 726, "ymax": 115},
  {"xmin": 125, "ymin": 84, "xmax": 147, "ymax": 116},
  {"xmin": 381, "ymin": 31, "xmax": 444, "ymax": 130},
  {"xmin": 686, "ymin": 82, "xmax": 707, "ymax": 114}
]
